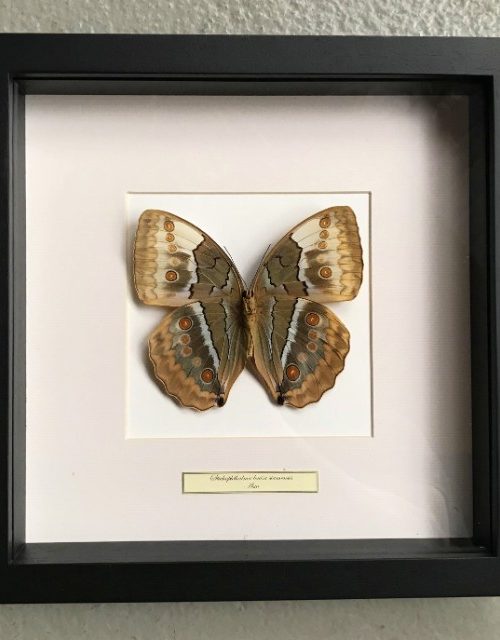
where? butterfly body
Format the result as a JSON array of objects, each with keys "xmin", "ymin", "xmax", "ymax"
[
  {"xmin": 134, "ymin": 207, "xmax": 363, "ymax": 411},
  {"xmin": 239, "ymin": 292, "xmax": 256, "ymax": 357}
]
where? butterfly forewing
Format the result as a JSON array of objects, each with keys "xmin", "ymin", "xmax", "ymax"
[
  {"xmin": 134, "ymin": 209, "xmax": 244, "ymax": 306},
  {"xmin": 134, "ymin": 210, "xmax": 247, "ymax": 411},
  {"xmin": 249, "ymin": 206, "xmax": 362, "ymax": 407},
  {"xmin": 251, "ymin": 206, "xmax": 363, "ymax": 303}
]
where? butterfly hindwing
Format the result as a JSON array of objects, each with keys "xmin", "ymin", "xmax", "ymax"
[
  {"xmin": 252, "ymin": 206, "xmax": 363, "ymax": 303},
  {"xmin": 149, "ymin": 300, "xmax": 247, "ymax": 411},
  {"xmin": 133, "ymin": 210, "xmax": 247, "ymax": 410},
  {"xmin": 251, "ymin": 296, "xmax": 350, "ymax": 408}
]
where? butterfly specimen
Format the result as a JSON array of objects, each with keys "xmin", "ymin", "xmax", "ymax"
[{"xmin": 133, "ymin": 207, "xmax": 363, "ymax": 410}]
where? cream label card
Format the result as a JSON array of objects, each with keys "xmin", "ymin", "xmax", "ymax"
[{"xmin": 183, "ymin": 471, "xmax": 319, "ymax": 494}]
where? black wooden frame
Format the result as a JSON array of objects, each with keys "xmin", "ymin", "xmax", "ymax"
[{"xmin": 0, "ymin": 34, "xmax": 499, "ymax": 602}]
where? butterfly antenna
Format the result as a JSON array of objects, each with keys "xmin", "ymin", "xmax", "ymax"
[
  {"xmin": 224, "ymin": 246, "xmax": 247, "ymax": 291},
  {"xmin": 259, "ymin": 243, "xmax": 272, "ymax": 271},
  {"xmin": 224, "ymin": 246, "xmax": 236, "ymax": 263},
  {"xmin": 248, "ymin": 244, "xmax": 272, "ymax": 292}
]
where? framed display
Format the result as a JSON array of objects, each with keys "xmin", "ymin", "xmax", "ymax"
[{"xmin": 1, "ymin": 34, "xmax": 499, "ymax": 602}]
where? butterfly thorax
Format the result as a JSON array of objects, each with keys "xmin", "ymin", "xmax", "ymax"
[{"xmin": 242, "ymin": 291, "xmax": 257, "ymax": 314}]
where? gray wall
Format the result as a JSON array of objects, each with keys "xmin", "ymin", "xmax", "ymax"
[{"xmin": 2, "ymin": 1, "xmax": 500, "ymax": 638}]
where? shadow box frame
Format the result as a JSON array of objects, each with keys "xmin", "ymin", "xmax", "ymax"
[{"xmin": 1, "ymin": 33, "xmax": 499, "ymax": 602}]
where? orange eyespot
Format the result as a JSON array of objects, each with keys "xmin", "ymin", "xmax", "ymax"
[
  {"xmin": 166, "ymin": 232, "xmax": 175, "ymax": 242},
  {"xmin": 308, "ymin": 330, "xmax": 318, "ymax": 340},
  {"xmin": 178, "ymin": 316, "xmax": 193, "ymax": 331},
  {"xmin": 319, "ymin": 216, "xmax": 331, "ymax": 228},
  {"xmin": 319, "ymin": 266, "xmax": 333, "ymax": 279},
  {"xmin": 167, "ymin": 244, "xmax": 177, "ymax": 253},
  {"xmin": 305, "ymin": 312, "xmax": 320, "ymax": 327},
  {"xmin": 285, "ymin": 364, "xmax": 301, "ymax": 382},
  {"xmin": 180, "ymin": 334, "xmax": 190, "ymax": 345},
  {"xmin": 201, "ymin": 368, "xmax": 214, "ymax": 384},
  {"xmin": 317, "ymin": 240, "xmax": 328, "ymax": 250},
  {"xmin": 164, "ymin": 220, "xmax": 175, "ymax": 232},
  {"xmin": 319, "ymin": 230, "xmax": 329, "ymax": 239},
  {"xmin": 307, "ymin": 342, "xmax": 317, "ymax": 352},
  {"xmin": 165, "ymin": 270, "xmax": 178, "ymax": 281},
  {"xmin": 182, "ymin": 346, "xmax": 193, "ymax": 357}
]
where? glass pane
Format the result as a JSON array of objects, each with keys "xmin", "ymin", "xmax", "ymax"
[{"xmin": 24, "ymin": 94, "xmax": 471, "ymax": 543}]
